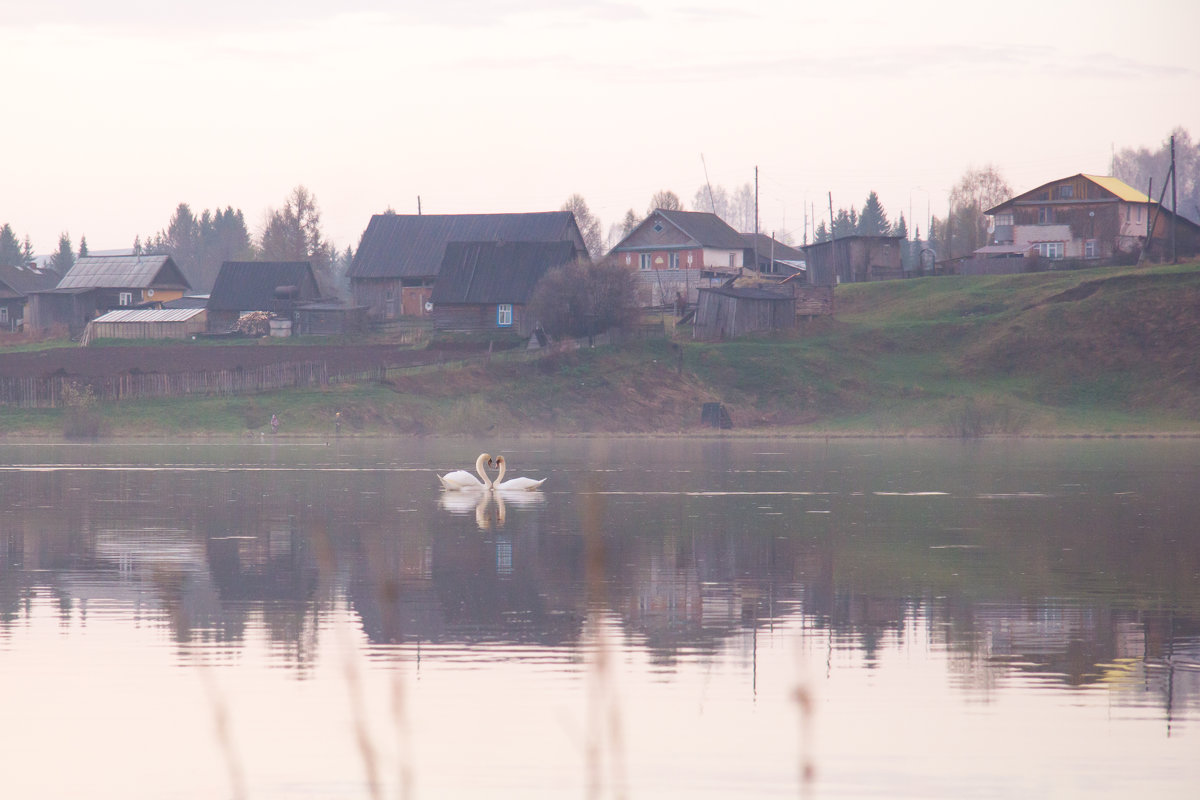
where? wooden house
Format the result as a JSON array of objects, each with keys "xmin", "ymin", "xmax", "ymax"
[
  {"xmin": 980, "ymin": 173, "xmax": 1199, "ymax": 266},
  {"xmin": 609, "ymin": 209, "xmax": 747, "ymax": 307},
  {"xmin": 429, "ymin": 240, "xmax": 577, "ymax": 337},
  {"xmin": 206, "ymin": 261, "xmax": 321, "ymax": 333},
  {"xmin": 0, "ymin": 263, "xmax": 60, "ymax": 332},
  {"xmin": 347, "ymin": 212, "xmax": 588, "ymax": 321},
  {"xmin": 25, "ymin": 254, "xmax": 190, "ymax": 335},
  {"xmin": 693, "ymin": 286, "xmax": 795, "ymax": 340},
  {"xmin": 802, "ymin": 235, "xmax": 904, "ymax": 285}
]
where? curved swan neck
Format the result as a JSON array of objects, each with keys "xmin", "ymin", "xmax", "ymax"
[
  {"xmin": 476, "ymin": 453, "xmax": 493, "ymax": 488},
  {"xmin": 493, "ymin": 455, "xmax": 506, "ymax": 487}
]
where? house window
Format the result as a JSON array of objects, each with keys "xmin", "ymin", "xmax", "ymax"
[
  {"xmin": 0, "ymin": 307, "xmax": 8, "ymax": 326},
  {"xmin": 1136, "ymin": 206, "xmax": 1144, "ymax": 222},
  {"xmin": 1058, "ymin": 185, "xmax": 1074, "ymax": 199},
  {"xmin": 653, "ymin": 222, "xmax": 664, "ymax": 233},
  {"xmin": 119, "ymin": 291, "xmax": 133, "ymax": 306},
  {"xmin": 1034, "ymin": 242, "xmax": 1064, "ymax": 260},
  {"xmin": 1085, "ymin": 239, "xmax": 1098, "ymax": 258},
  {"xmin": 639, "ymin": 253, "xmax": 652, "ymax": 270},
  {"xmin": 728, "ymin": 252, "xmax": 736, "ymax": 268},
  {"xmin": 669, "ymin": 252, "xmax": 680, "ymax": 270},
  {"xmin": 1038, "ymin": 207, "xmax": 1053, "ymax": 224},
  {"xmin": 994, "ymin": 214, "xmax": 1013, "ymax": 227},
  {"xmin": 497, "ymin": 304, "xmax": 513, "ymax": 327}
]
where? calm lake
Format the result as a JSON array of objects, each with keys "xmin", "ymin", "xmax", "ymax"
[{"xmin": 1, "ymin": 437, "xmax": 1197, "ymax": 799}]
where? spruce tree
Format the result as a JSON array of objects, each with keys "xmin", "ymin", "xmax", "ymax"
[
  {"xmin": 50, "ymin": 233, "xmax": 75, "ymax": 272},
  {"xmin": 0, "ymin": 224, "xmax": 22, "ymax": 266},
  {"xmin": 857, "ymin": 191, "xmax": 890, "ymax": 236}
]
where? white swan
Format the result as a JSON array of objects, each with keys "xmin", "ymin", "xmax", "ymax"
[
  {"xmin": 438, "ymin": 453, "xmax": 493, "ymax": 491},
  {"xmin": 491, "ymin": 455, "xmax": 546, "ymax": 491}
]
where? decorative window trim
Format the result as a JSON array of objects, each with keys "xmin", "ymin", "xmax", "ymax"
[
  {"xmin": 497, "ymin": 303, "xmax": 513, "ymax": 327},
  {"xmin": 639, "ymin": 253, "xmax": 652, "ymax": 271}
]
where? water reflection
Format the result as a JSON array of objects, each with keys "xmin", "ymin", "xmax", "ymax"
[{"xmin": 1, "ymin": 439, "xmax": 1198, "ymax": 724}]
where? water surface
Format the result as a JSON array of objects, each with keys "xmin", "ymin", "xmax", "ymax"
[{"xmin": 1, "ymin": 438, "xmax": 1197, "ymax": 798}]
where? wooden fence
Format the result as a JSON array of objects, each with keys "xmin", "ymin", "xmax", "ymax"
[{"xmin": 0, "ymin": 346, "xmax": 554, "ymax": 409}]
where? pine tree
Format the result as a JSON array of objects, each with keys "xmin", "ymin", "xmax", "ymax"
[
  {"xmin": 78, "ymin": 236, "xmax": 89, "ymax": 259},
  {"xmin": 0, "ymin": 223, "xmax": 22, "ymax": 267},
  {"xmin": 50, "ymin": 233, "xmax": 75, "ymax": 272},
  {"xmin": 813, "ymin": 221, "xmax": 830, "ymax": 244},
  {"xmin": 857, "ymin": 191, "xmax": 890, "ymax": 236},
  {"xmin": 21, "ymin": 236, "xmax": 34, "ymax": 266},
  {"xmin": 892, "ymin": 213, "xmax": 908, "ymax": 239}
]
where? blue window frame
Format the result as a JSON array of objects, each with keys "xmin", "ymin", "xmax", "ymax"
[{"xmin": 497, "ymin": 304, "xmax": 513, "ymax": 327}]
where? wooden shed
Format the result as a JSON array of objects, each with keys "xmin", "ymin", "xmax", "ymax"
[
  {"xmin": 293, "ymin": 302, "xmax": 369, "ymax": 336},
  {"xmin": 693, "ymin": 286, "xmax": 794, "ymax": 340},
  {"xmin": 82, "ymin": 307, "xmax": 207, "ymax": 343}
]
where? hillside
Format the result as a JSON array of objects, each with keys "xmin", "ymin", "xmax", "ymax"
[{"xmin": 2, "ymin": 261, "xmax": 1199, "ymax": 437}]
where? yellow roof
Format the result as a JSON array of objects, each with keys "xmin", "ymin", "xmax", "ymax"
[{"xmin": 1083, "ymin": 174, "xmax": 1152, "ymax": 203}]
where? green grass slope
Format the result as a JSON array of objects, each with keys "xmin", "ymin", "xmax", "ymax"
[{"xmin": 2, "ymin": 261, "xmax": 1198, "ymax": 438}]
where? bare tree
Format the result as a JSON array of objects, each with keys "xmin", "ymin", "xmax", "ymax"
[
  {"xmin": 527, "ymin": 257, "xmax": 638, "ymax": 340},
  {"xmin": 1114, "ymin": 127, "xmax": 1200, "ymax": 222},
  {"xmin": 259, "ymin": 185, "xmax": 341, "ymax": 295},
  {"xmin": 647, "ymin": 190, "xmax": 682, "ymax": 214},
  {"xmin": 561, "ymin": 193, "xmax": 604, "ymax": 258},
  {"xmin": 948, "ymin": 165, "xmax": 1012, "ymax": 258}
]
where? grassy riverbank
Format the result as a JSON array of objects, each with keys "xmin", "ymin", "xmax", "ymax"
[{"xmin": 3, "ymin": 260, "xmax": 1200, "ymax": 438}]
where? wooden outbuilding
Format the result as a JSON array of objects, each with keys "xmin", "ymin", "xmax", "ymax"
[
  {"xmin": 293, "ymin": 302, "xmax": 369, "ymax": 337},
  {"xmin": 82, "ymin": 307, "xmax": 207, "ymax": 343},
  {"xmin": 693, "ymin": 286, "xmax": 795, "ymax": 340},
  {"xmin": 429, "ymin": 240, "xmax": 577, "ymax": 337},
  {"xmin": 206, "ymin": 261, "xmax": 321, "ymax": 333},
  {"xmin": 803, "ymin": 235, "xmax": 904, "ymax": 285},
  {"xmin": 0, "ymin": 263, "xmax": 60, "ymax": 332}
]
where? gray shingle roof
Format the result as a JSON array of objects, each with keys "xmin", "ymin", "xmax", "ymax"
[
  {"xmin": 208, "ymin": 262, "xmax": 319, "ymax": 312},
  {"xmin": 654, "ymin": 210, "xmax": 748, "ymax": 249},
  {"xmin": 430, "ymin": 241, "xmax": 578, "ymax": 305},
  {"xmin": 348, "ymin": 212, "xmax": 586, "ymax": 280},
  {"xmin": 56, "ymin": 255, "xmax": 190, "ymax": 290},
  {"xmin": 742, "ymin": 233, "xmax": 806, "ymax": 261}
]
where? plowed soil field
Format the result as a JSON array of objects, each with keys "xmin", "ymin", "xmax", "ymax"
[{"xmin": 0, "ymin": 344, "xmax": 445, "ymax": 379}]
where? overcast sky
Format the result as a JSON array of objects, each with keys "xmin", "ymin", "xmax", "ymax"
[{"xmin": 4, "ymin": 0, "xmax": 1199, "ymax": 255}]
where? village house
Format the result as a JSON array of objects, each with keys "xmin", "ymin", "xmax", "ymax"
[
  {"xmin": 206, "ymin": 261, "xmax": 321, "ymax": 334},
  {"xmin": 972, "ymin": 174, "xmax": 1200, "ymax": 272},
  {"xmin": 802, "ymin": 234, "xmax": 904, "ymax": 285},
  {"xmin": 0, "ymin": 263, "xmax": 60, "ymax": 332},
  {"xmin": 429, "ymin": 240, "xmax": 578, "ymax": 337},
  {"xmin": 25, "ymin": 254, "xmax": 191, "ymax": 335},
  {"xmin": 608, "ymin": 209, "xmax": 747, "ymax": 307},
  {"xmin": 347, "ymin": 212, "xmax": 587, "ymax": 321}
]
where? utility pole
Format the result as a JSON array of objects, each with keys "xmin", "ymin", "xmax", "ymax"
[
  {"xmin": 753, "ymin": 166, "xmax": 759, "ymax": 273},
  {"xmin": 829, "ymin": 191, "xmax": 837, "ymax": 282},
  {"xmin": 1171, "ymin": 134, "xmax": 1178, "ymax": 263},
  {"xmin": 417, "ymin": 196, "xmax": 422, "ymax": 216}
]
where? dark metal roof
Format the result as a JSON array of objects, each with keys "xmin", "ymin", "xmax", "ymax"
[
  {"xmin": 430, "ymin": 241, "xmax": 578, "ymax": 304},
  {"xmin": 348, "ymin": 212, "xmax": 586, "ymax": 280},
  {"xmin": 208, "ymin": 262, "xmax": 319, "ymax": 311},
  {"xmin": 803, "ymin": 234, "xmax": 904, "ymax": 252},
  {"xmin": 654, "ymin": 209, "xmax": 748, "ymax": 249},
  {"xmin": 742, "ymin": 233, "xmax": 806, "ymax": 261},
  {"xmin": 0, "ymin": 263, "xmax": 61, "ymax": 296},
  {"xmin": 57, "ymin": 255, "xmax": 190, "ymax": 291},
  {"xmin": 163, "ymin": 294, "xmax": 211, "ymax": 309}
]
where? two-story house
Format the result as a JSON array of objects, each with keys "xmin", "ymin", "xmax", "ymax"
[
  {"xmin": 608, "ymin": 209, "xmax": 747, "ymax": 307},
  {"xmin": 982, "ymin": 174, "xmax": 1199, "ymax": 265}
]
